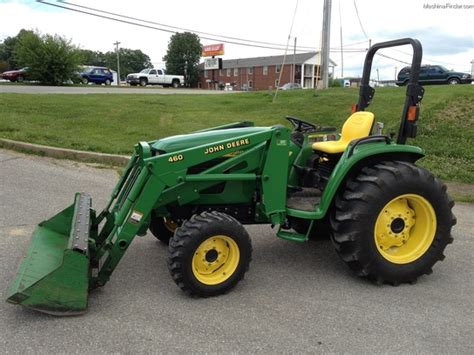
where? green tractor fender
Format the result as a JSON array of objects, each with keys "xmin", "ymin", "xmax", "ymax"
[
  {"xmin": 318, "ymin": 141, "xmax": 424, "ymax": 217},
  {"xmin": 287, "ymin": 141, "xmax": 424, "ymax": 220}
]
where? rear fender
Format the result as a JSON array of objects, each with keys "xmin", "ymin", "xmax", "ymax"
[{"xmin": 316, "ymin": 142, "xmax": 424, "ymax": 218}]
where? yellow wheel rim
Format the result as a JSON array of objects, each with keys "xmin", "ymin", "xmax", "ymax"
[
  {"xmin": 374, "ymin": 194, "xmax": 436, "ymax": 264},
  {"xmin": 192, "ymin": 235, "xmax": 240, "ymax": 285}
]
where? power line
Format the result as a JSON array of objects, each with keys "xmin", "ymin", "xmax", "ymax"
[
  {"xmin": 37, "ymin": 0, "xmax": 304, "ymax": 51},
  {"xmin": 60, "ymin": 0, "xmax": 320, "ymax": 51},
  {"xmin": 37, "ymin": 1, "xmax": 368, "ymax": 54},
  {"xmin": 375, "ymin": 52, "xmax": 411, "ymax": 65},
  {"xmin": 353, "ymin": 0, "xmax": 369, "ymax": 40},
  {"xmin": 274, "ymin": 0, "xmax": 299, "ymax": 102},
  {"xmin": 388, "ymin": 47, "xmax": 459, "ymax": 67},
  {"xmin": 344, "ymin": 51, "xmax": 366, "ymax": 60},
  {"xmin": 343, "ymin": 39, "xmax": 369, "ymax": 47}
]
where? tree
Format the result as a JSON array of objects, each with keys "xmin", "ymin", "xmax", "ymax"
[
  {"xmin": 0, "ymin": 41, "xmax": 8, "ymax": 72},
  {"xmin": 0, "ymin": 29, "xmax": 36, "ymax": 70},
  {"xmin": 16, "ymin": 31, "xmax": 82, "ymax": 85},
  {"xmin": 104, "ymin": 48, "xmax": 152, "ymax": 80},
  {"xmin": 79, "ymin": 49, "xmax": 107, "ymax": 67},
  {"xmin": 0, "ymin": 42, "xmax": 7, "ymax": 72},
  {"xmin": 163, "ymin": 32, "xmax": 202, "ymax": 87}
]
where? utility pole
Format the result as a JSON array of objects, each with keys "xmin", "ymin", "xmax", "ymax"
[
  {"xmin": 113, "ymin": 41, "xmax": 121, "ymax": 86},
  {"xmin": 293, "ymin": 37, "xmax": 297, "ymax": 84},
  {"xmin": 338, "ymin": 0, "xmax": 343, "ymax": 79},
  {"xmin": 184, "ymin": 60, "xmax": 188, "ymax": 88},
  {"xmin": 320, "ymin": 0, "xmax": 332, "ymax": 89}
]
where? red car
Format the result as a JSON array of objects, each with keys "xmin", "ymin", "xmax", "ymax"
[{"xmin": 1, "ymin": 67, "xmax": 28, "ymax": 82}]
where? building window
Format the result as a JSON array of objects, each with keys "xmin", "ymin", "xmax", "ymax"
[
  {"xmin": 219, "ymin": 69, "xmax": 223, "ymax": 76},
  {"xmin": 275, "ymin": 65, "xmax": 281, "ymax": 73},
  {"xmin": 226, "ymin": 68, "xmax": 231, "ymax": 77},
  {"xmin": 248, "ymin": 80, "xmax": 253, "ymax": 89},
  {"xmin": 275, "ymin": 79, "xmax": 280, "ymax": 87},
  {"xmin": 247, "ymin": 67, "xmax": 253, "ymax": 75},
  {"xmin": 234, "ymin": 68, "xmax": 239, "ymax": 76},
  {"xmin": 204, "ymin": 70, "xmax": 208, "ymax": 78},
  {"xmin": 263, "ymin": 66, "xmax": 268, "ymax": 75},
  {"xmin": 304, "ymin": 65, "xmax": 314, "ymax": 76}
]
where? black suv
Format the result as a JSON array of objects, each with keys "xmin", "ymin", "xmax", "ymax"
[{"xmin": 397, "ymin": 65, "xmax": 472, "ymax": 86}]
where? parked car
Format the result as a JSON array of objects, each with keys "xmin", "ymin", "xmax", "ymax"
[
  {"xmin": 1, "ymin": 67, "xmax": 29, "ymax": 82},
  {"xmin": 280, "ymin": 82, "xmax": 302, "ymax": 90},
  {"xmin": 80, "ymin": 67, "xmax": 113, "ymax": 85},
  {"xmin": 397, "ymin": 65, "xmax": 472, "ymax": 86}
]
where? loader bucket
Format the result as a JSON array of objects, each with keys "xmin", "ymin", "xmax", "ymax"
[{"xmin": 6, "ymin": 193, "xmax": 92, "ymax": 316}]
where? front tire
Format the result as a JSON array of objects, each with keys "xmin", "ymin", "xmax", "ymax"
[
  {"xmin": 139, "ymin": 78, "xmax": 147, "ymax": 87},
  {"xmin": 81, "ymin": 77, "xmax": 88, "ymax": 84},
  {"xmin": 105, "ymin": 79, "xmax": 111, "ymax": 85},
  {"xmin": 448, "ymin": 77, "xmax": 460, "ymax": 85},
  {"xmin": 331, "ymin": 161, "xmax": 455, "ymax": 285},
  {"xmin": 168, "ymin": 211, "xmax": 252, "ymax": 297}
]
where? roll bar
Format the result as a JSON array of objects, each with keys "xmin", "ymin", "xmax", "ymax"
[{"xmin": 356, "ymin": 38, "xmax": 424, "ymax": 144}]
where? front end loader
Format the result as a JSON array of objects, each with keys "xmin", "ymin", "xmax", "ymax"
[{"xmin": 7, "ymin": 38, "xmax": 455, "ymax": 315}]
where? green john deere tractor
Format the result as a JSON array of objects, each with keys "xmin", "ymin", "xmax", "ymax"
[{"xmin": 7, "ymin": 38, "xmax": 456, "ymax": 315}]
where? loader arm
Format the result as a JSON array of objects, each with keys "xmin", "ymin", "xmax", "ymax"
[{"xmin": 92, "ymin": 126, "xmax": 290, "ymax": 286}]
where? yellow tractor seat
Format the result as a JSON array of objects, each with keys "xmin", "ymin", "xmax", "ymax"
[{"xmin": 312, "ymin": 111, "xmax": 375, "ymax": 154}]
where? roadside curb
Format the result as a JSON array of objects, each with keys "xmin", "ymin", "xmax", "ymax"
[{"xmin": 0, "ymin": 138, "xmax": 130, "ymax": 166}]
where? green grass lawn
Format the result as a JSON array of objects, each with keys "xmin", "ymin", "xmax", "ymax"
[{"xmin": 0, "ymin": 85, "xmax": 472, "ymax": 183}]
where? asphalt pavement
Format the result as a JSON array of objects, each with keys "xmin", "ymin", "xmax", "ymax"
[
  {"xmin": 0, "ymin": 84, "xmax": 234, "ymax": 95},
  {"xmin": 1, "ymin": 149, "xmax": 473, "ymax": 353}
]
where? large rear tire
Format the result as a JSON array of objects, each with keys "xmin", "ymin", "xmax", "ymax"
[
  {"xmin": 330, "ymin": 161, "xmax": 455, "ymax": 285},
  {"xmin": 168, "ymin": 211, "xmax": 252, "ymax": 297}
]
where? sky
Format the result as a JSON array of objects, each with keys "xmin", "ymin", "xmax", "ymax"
[{"xmin": 0, "ymin": 0, "xmax": 473, "ymax": 80}]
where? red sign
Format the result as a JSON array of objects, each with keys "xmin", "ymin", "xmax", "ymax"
[{"xmin": 202, "ymin": 44, "xmax": 224, "ymax": 57}]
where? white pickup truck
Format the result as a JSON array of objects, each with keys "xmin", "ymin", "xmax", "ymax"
[{"xmin": 126, "ymin": 68, "xmax": 184, "ymax": 87}]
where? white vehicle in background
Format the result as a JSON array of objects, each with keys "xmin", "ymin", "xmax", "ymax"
[
  {"xmin": 126, "ymin": 68, "xmax": 184, "ymax": 88},
  {"xmin": 280, "ymin": 83, "xmax": 302, "ymax": 90}
]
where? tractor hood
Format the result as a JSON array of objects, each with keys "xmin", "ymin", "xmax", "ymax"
[{"xmin": 151, "ymin": 126, "xmax": 272, "ymax": 153}]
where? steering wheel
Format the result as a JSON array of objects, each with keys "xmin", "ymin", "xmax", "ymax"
[{"xmin": 286, "ymin": 116, "xmax": 318, "ymax": 132}]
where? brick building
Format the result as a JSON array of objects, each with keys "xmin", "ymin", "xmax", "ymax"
[{"xmin": 198, "ymin": 52, "xmax": 336, "ymax": 90}]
